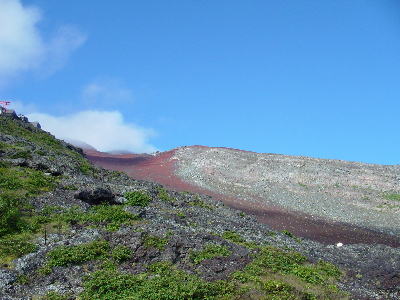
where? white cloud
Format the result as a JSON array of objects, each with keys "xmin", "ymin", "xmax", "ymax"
[
  {"xmin": 0, "ymin": 0, "xmax": 86, "ymax": 87},
  {"xmin": 40, "ymin": 25, "xmax": 86, "ymax": 77},
  {"xmin": 27, "ymin": 110, "xmax": 158, "ymax": 153},
  {"xmin": 82, "ymin": 79, "xmax": 134, "ymax": 106},
  {"xmin": 8, "ymin": 100, "xmax": 37, "ymax": 114}
]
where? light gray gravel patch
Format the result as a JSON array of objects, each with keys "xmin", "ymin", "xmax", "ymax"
[{"xmin": 172, "ymin": 146, "xmax": 400, "ymax": 236}]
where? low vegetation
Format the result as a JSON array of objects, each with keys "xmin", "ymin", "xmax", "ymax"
[
  {"xmin": 232, "ymin": 246, "xmax": 344, "ymax": 299},
  {"xmin": 77, "ymin": 245, "xmax": 344, "ymax": 299},
  {"xmin": 0, "ymin": 117, "xmax": 65, "ymax": 153},
  {"xmin": 41, "ymin": 291, "xmax": 70, "ymax": 300},
  {"xmin": 0, "ymin": 234, "xmax": 38, "ymax": 265},
  {"xmin": 222, "ymin": 231, "xmax": 245, "ymax": 244},
  {"xmin": 110, "ymin": 245, "xmax": 132, "ymax": 263},
  {"xmin": 80, "ymin": 261, "xmax": 235, "ymax": 300},
  {"xmin": 0, "ymin": 164, "xmax": 56, "ymax": 207},
  {"xmin": 221, "ymin": 231, "xmax": 258, "ymax": 249},
  {"xmin": 0, "ymin": 116, "xmax": 97, "ymax": 176},
  {"xmin": 124, "ymin": 190, "xmax": 152, "ymax": 207},
  {"xmin": 79, "ymin": 160, "xmax": 96, "ymax": 175},
  {"xmin": 282, "ymin": 230, "xmax": 295, "ymax": 238},
  {"xmin": 40, "ymin": 240, "xmax": 133, "ymax": 275},
  {"xmin": 143, "ymin": 234, "xmax": 168, "ymax": 251},
  {"xmin": 157, "ymin": 187, "xmax": 175, "ymax": 202},
  {"xmin": 190, "ymin": 243, "xmax": 232, "ymax": 264},
  {"xmin": 0, "ymin": 161, "xmax": 57, "ymax": 264},
  {"xmin": 188, "ymin": 196, "xmax": 214, "ymax": 210},
  {"xmin": 41, "ymin": 240, "xmax": 110, "ymax": 272},
  {"xmin": 383, "ymin": 193, "xmax": 400, "ymax": 202},
  {"xmin": 59, "ymin": 204, "xmax": 140, "ymax": 231}
]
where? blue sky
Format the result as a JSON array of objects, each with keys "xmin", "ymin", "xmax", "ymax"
[{"xmin": 1, "ymin": 0, "xmax": 399, "ymax": 164}]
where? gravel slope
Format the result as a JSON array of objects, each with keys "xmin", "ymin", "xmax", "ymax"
[{"xmin": 172, "ymin": 146, "xmax": 400, "ymax": 237}]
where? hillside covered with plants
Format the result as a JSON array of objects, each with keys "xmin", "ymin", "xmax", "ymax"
[{"xmin": 1, "ymin": 115, "xmax": 399, "ymax": 300}]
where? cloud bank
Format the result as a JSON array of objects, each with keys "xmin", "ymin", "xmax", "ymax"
[
  {"xmin": 0, "ymin": 0, "xmax": 86, "ymax": 86},
  {"xmin": 27, "ymin": 110, "xmax": 158, "ymax": 154}
]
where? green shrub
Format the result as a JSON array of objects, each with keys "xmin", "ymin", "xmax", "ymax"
[
  {"xmin": 233, "ymin": 246, "xmax": 341, "ymax": 286},
  {"xmin": 143, "ymin": 235, "xmax": 168, "ymax": 251},
  {"xmin": 85, "ymin": 205, "xmax": 139, "ymax": 231},
  {"xmin": 188, "ymin": 196, "xmax": 214, "ymax": 210},
  {"xmin": 302, "ymin": 292, "xmax": 318, "ymax": 300},
  {"xmin": 57, "ymin": 206, "xmax": 85, "ymax": 224},
  {"xmin": 41, "ymin": 240, "xmax": 135, "ymax": 275},
  {"xmin": 291, "ymin": 265, "xmax": 326, "ymax": 285},
  {"xmin": 0, "ymin": 169, "xmax": 23, "ymax": 190},
  {"xmin": 263, "ymin": 279, "xmax": 295, "ymax": 295},
  {"xmin": 16, "ymin": 274, "xmax": 30, "ymax": 285},
  {"xmin": 36, "ymin": 150, "xmax": 47, "ymax": 156},
  {"xmin": 230, "ymin": 246, "xmax": 345, "ymax": 299},
  {"xmin": 110, "ymin": 170, "xmax": 124, "ymax": 178},
  {"xmin": 0, "ymin": 141, "xmax": 11, "ymax": 150},
  {"xmin": 41, "ymin": 291, "xmax": 69, "ymax": 300},
  {"xmin": 9, "ymin": 150, "xmax": 32, "ymax": 159},
  {"xmin": 0, "ymin": 195, "xmax": 23, "ymax": 236},
  {"xmin": 247, "ymin": 246, "xmax": 306, "ymax": 274},
  {"xmin": 57, "ymin": 205, "xmax": 139, "ymax": 231},
  {"xmin": 80, "ymin": 261, "xmax": 235, "ymax": 300},
  {"xmin": 222, "ymin": 231, "xmax": 245, "ymax": 244},
  {"xmin": 176, "ymin": 210, "xmax": 186, "ymax": 218},
  {"xmin": 0, "ymin": 166, "xmax": 56, "ymax": 237},
  {"xmin": 220, "ymin": 231, "xmax": 258, "ymax": 248},
  {"xmin": 0, "ymin": 164, "xmax": 61, "ymax": 262},
  {"xmin": 111, "ymin": 245, "xmax": 132, "ymax": 263},
  {"xmin": 0, "ymin": 166, "xmax": 55, "ymax": 196},
  {"xmin": 315, "ymin": 260, "xmax": 342, "ymax": 278},
  {"xmin": 157, "ymin": 187, "xmax": 175, "ymax": 202},
  {"xmin": 62, "ymin": 184, "xmax": 78, "ymax": 191},
  {"xmin": 190, "ymin": 243, "xmax": 231, "ymax": 264},
  {"xmin": 79, "ymin": 161, "xmax": 95, "ymax": 175},
  {"xmin": 0, "ymin": 161, "xmax": 9, "ymax": 168},
  {"xmin": 0, "ymin": 118, "xmax": 64, "ymax": 152},
  {"xmin": 45, "ymin": 240, "xmax": 110, "ymax": 269},
  {"xmin": 282, "ymin": 230, "xmax": 295, "ymax": 238},
  {"xmin": 383, "ymin": 193, "xmax": 400, "ymax": 202},
  {"xmin": 0, "ymin": 234, "xmax": 38, "ymax": 263},
  {"xmin": 124, "ymin": 191, "xmax": 152, "ymax": 207}
]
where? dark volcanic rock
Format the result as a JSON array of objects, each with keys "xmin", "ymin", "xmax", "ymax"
[{"xmin": 74, "ymin": 188, "xmax": 116, "ymax": 205}]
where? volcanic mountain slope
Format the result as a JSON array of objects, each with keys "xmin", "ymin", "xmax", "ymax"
[
  {"xmin": 85, "ymin": 146, "xmax": 400, "ymax": 247},
  {"xmin": 2, "ymin": 115, "xmax": 400, "ymax": 299}
]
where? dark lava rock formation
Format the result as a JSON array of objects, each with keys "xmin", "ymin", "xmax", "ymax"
[{"xmin": 74, "ymin": 188, "xmax": 116, "ymax": 205}]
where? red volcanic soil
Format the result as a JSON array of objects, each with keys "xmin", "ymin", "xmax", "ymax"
[
  {"xmin": 84, "ymin": 147, "xmax": 400, "ymax": 247},
  {"xmin": 83, "ymin": 149, "xmax": 189, "ymax": 189}
]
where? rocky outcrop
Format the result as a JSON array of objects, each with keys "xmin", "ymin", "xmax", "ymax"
[{"xmin": 74, "ymin": 188, "xmax": 116, "ymax": 205}]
